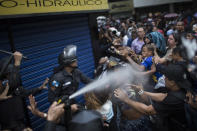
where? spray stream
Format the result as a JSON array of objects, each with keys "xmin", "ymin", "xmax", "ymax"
[{"xmin": 69, "ymin": 65, "xmax": 147, "ymax": 100}]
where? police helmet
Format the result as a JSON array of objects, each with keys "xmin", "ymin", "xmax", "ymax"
[{"xmin": 58, "ymin": 45, "xmax": 77, "ymax": 66}]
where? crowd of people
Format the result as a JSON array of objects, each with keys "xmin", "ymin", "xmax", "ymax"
[
  {"xmin": 94, "ymin": 11, "xmax": 197, "ymax": 131},
  {"xmin": 0, "ymin": 11, "xmax": 197, "ymax": 131}
]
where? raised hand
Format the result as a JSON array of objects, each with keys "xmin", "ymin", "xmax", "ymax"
[
  {"xmin": 0, "ymin": 83, "xmax": 12, "ymax": 100},
  {"xmin": 13, "ymin": 51, "xmax": 23, "ymax": 66},
  {"xmin": 39, "ymin": 78, "xmax": 49, "ymax": 90},
  {"xmin": 47, "ymin": 102, "xmax": 65, "ymax": 123},
  {"xmin": 28, "ymin": 95, "xmax": 38, "ymax": 116},
  {"xmin": 114, "ymin": 88, "xmax": 129, "ymax": 102}
]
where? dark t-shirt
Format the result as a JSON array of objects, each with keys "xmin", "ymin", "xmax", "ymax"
[{"xmin": 152, "ymin": 90, "xmax": 186, "ymax": 124}]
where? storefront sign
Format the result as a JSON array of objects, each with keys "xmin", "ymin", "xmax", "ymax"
[
  {"xmin": 109, "ymin": 0, "xmax": 133, "ymax": 13},
  {"xmin": 0, "ymin": 0, "xmax": 109, "ymax": 16}
]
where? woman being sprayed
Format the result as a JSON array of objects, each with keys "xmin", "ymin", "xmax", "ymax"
[{"xmin": 154, "ymin": 33, "xmax": 179, "ymax": 64}]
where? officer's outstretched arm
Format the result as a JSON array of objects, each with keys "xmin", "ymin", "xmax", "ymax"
[{"xmin": 78, "ymin": 70, "xmax": 92, "ymax": 84}]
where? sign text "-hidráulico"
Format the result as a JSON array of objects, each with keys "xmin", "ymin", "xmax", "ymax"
[{"xmin": 0, "ymin": 0, "xmax": 103, "ymax": 8}]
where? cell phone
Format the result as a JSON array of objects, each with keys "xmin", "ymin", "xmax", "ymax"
[{"xmin": 2, "ymin": 80, "xmax": 8, "ymax": 88}]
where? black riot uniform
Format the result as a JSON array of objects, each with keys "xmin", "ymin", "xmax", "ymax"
[
  {"xmin": 48, "ymin": 68, "xmax": 91, "ymax": 103},
  {"xmin": 0, "ymin": 57, "xmax": 42, "ymax": 131},
  {"xmin": 48, "ymin": 45, "xmax": 91, "ymax": 103}
]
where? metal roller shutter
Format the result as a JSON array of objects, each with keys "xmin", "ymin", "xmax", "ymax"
[
  {"xmin": 11, "ymin": 14, "xmax": 95, "ymax": 130},
  {"xmin": 0, "ymin": 25, "xmax": 11, "ymax": 59}
]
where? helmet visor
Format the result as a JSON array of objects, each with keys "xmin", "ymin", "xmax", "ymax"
[{"xmin": 63, "ymin": 45, "xmax": 77, "ymax": 59}]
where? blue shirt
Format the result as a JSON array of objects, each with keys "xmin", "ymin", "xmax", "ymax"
[
  {"xmin": 141, "ymin": 56, "xmax": 162, "ymax": 82},
  {"xmin": 127, "ymin": 38, "xmax": 133, "ymax": 47}
]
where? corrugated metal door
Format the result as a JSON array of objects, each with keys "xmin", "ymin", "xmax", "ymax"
[
  {"xmin": 11, "ymin": 14, "xmax": 95, "ymax": 130},
  {"xmin": 0, "ymin": 24, "xmax": 11, "ymax": 59}
]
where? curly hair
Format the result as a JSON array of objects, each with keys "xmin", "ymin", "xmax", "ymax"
[{"xmin": 85, "ymin": 92, "xmax": 104, "ymax": 110}]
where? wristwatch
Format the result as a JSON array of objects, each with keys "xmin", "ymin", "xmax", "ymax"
[
  {"xmin": 44, "ymin": 113, "xmax": 48, "ymax": 118},
  {"xmin": 138, "ymin": 89, "xmax": 144, "ymax": 95}
]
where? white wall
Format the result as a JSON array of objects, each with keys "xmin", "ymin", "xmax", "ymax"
[{"xmin": 134, "ymin": 0, "xmax": 192, "ymax": 7}]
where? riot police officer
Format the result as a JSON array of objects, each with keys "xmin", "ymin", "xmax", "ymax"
[
  {"xmin": 0, "ymin": 52, "xmax": 47, "ymax": 131},
  {"xmin": 48, "ymin": 45, "xmax": 92, "ymax": 109}
]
